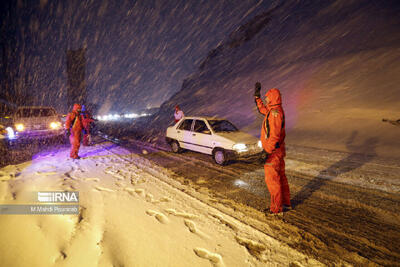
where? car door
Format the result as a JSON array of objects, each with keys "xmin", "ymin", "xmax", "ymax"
[
  {"xmin": 176, "ymin": 119, "xmax": 195, "ymax": 150},
  {"xmin": 191, "ymin": 119, "xmax": 213, "ymax": 155}
]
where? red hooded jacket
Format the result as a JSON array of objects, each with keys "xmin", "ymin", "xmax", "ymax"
[
  {"xmin": 65, "ymin": 104, "xmax": 84, "ymax": 134},
  {"xmin": 255, "ymin": 88, "xmax": 286, "ymax": 156},
  {"xmin": 82, "ymin": 111, "xmax": 95, "ymax": 133}
]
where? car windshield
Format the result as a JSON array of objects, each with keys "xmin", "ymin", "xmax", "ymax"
[
  {"xmin": 16, "ymin": 108, "xmax": 56, "ymax": 118},
  {"xmin": 208, "ymin": 120, "xmax": 238, "ymax": 132}
]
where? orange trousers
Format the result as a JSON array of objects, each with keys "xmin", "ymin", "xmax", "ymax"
[
  {"xmin": 69, "ymin": 132, "xmax": 82, "ymax": 159},
  {"xmin": 264, "ymin": 153, "xmax": 291, "ymax": 213},
  {"xmin": 82, "ymin": 133, "xmax": 90, "ymax": 146}
]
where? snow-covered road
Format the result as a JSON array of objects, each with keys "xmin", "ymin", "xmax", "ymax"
[
  {"xmin": 0, "ymin": 140, "xmax": 322, "ymax": 267},
  {"xmin": 125, "ymin": 139, "xmax": 400, "ymax": 266},
  {"xmin": 1, "ymin": 137, "xmax": 400, "ymax": 266}
]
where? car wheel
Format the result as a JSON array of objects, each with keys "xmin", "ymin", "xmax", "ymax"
[
  {"xmin": 170, "ymin": 140, "xmax": 181, "ymax": 153},
  {"xmin": 213, "ymin": 149, "xmax": 226, "ymax": 165}
]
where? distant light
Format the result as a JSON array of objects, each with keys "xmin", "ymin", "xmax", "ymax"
[
  {"xmin": 124, "ymin": 113, "xmax": 139, "ymax": 118},
  {"xmin": 15, "ymin": 123, "xmax": 24, "ymax": 132},
  {"xmin": 6, "ymin": 127, "xmax": 15, "ymax": 139},
  {"xmin": 97, "ymin": 112, "xmax": 148, "ymax": 121},
  {"xmin": 233, "ymin": 179, "xmax": 248, "ymax": 187}
]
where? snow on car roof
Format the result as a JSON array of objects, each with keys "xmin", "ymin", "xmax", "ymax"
[{"xmin": 183, "ymin": 116, "xmax": 227, "ymax": 121}]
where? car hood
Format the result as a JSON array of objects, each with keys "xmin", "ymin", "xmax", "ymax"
[
  {"xmin": 14, "ymin": 116, "xmax": 59, "ymax": 123},
  {"xmin": 215, "ymin": 131, "xmax": 258, "ymax": 144}
]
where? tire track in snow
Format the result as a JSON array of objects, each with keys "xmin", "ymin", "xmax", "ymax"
[
  {"xmin": 98, "ymin": 142, "xmax": 321, "ymax": 266},
  {"xmin": 115, "ymin": 140, "xmax": 400, "ymax": 265}
]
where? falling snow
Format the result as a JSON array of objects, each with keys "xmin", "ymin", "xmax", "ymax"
[{"xmin": 1, "ymin": 0, "xmax": 400, "ymax": 266}]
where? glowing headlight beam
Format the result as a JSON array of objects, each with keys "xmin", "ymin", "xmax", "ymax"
[
  {"xmin": 233, "ymin": 143, "xmax": 248, "ymax": 152},
  {"xmin": 50, "ymin": 122, "xmax": 61, "ymax": 129},
  {"xmin": 6, "ymin": 127, "xmax": 15, "ymax": 139}
]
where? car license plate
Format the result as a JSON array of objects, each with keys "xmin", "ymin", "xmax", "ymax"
[{"xmin": 34, "ymin": 125, "xmax": 41, "ymax": 129}]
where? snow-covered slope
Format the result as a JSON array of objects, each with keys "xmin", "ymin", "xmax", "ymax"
[{"xmin": 143, "ymin": 0, "xmax": 400, "ymax": 159}]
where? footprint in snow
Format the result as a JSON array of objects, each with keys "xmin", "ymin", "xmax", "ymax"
[
  {"xmin": 0, "ymin": 174, "xmax": 13, "ymax": 181},
  {"xmin": 115, "ymin": 181, "xmax": 125, "ymax": 187},
  {"xmin": 125, "ymin": 188, "xmax": 171, "ymax": 204},
  {"xmin": 35, "ymin": 165, "xmax": 58, "ymax": 176},
  {"xmin": 146, "ymin": 210, "xmax": 169, "ymax": 224},
  {"xmin": 63, "ymin": 167, "xmax": 77, "ymax": 180},
  {"xmin": 145, "ymin": 193, "xmax": 154, "ymax": 203},
  {"xmin": 137, "ymin": 178, "xmax": 146, "ymax": 184},
  {"xmin": 84, "ymin": 178, "xmax": 99, "ymax": 182},
  {"xmin": 159, "ymin": 196, "xmax": 171, "ymax": 202},
  {"xmin": 211, "ymin": 214, "xmax": 238, "ymax": 231},
  {"xmin": 94, "ymin": 186, "xmax": 114, "ymax": 192},
  {"xmin": 193, "ymin": 248, "xmax": 224, "ymax": 266},
  {"xmin": 104, "ymin": 170, "xmax": 125, "ymax": 180},
  {"xmin": 235, "ymin": 236, "xmax": 266, "ymax": 260},
  {"xmin": 124, "ymin": 188, "xmax": 136, "ymax": 196},
  {"xmin": 35, "ymin": 171, "xmax": 58, "ymax": 176},
  {"xmin": 184, "ymin": 219, "xmax": 209, "ymax": 239},
  {"xmin": 134, "ymin": 188, "xmax": 145, "ymax": 197},
  {"xmin": 165, "ymin": 208, "xmax": 197, "ymax": 219}
]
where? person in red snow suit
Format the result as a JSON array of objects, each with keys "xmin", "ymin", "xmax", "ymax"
[
  {"xmin": 81, "ymin": 105, "xmax": 95, "ymax": 146},
  {"xmin": 65, "ymin": 103, "xmax": 84, "ymax": 159},
  {"xmin": 254, "ymin": 82, "xmax": 291, "ymax": 214},
  {"xmin": 174, "ymin": 105, "xmax": 184, "ymax": 123}
]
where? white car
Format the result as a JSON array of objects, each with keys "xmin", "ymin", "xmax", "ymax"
[
  {"xmin": 166, "ymin": 116, "xmax": 263, "ymax": 165},
  {"xmin": 5, "ymin": 106, "xmax": 64, "ymax": 142}
]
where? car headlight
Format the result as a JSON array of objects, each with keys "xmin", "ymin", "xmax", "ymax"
[
  {"xmin": 257, "ymin": 140, "xmax": 262, "ymax": 148},
  {"xmin": 15, "ymin": 123, "xmax": 24, "ymax": 131},
  {"xmin": 50, "ymin": 122, "xmax": 61, "ymax": 129},
  {"xmin": 233, "ymin": 143, "xmax": 248, "ymax": 152}
]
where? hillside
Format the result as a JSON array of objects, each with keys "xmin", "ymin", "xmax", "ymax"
[{"xmin": 141, "ymin": 0, "xmax": 400, "ymax": 159}]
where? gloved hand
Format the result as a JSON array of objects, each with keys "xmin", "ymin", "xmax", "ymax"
[
  {"xmin": 261, "ymin": 150, "xmax": 270, "ymax": 162},
  {"xmin": 254, "ymin": 82, "xmax": 261, "ymax": 98}
]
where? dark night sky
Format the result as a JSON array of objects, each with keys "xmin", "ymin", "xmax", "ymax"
[{"xmin": 0, "ymin": 0, "xmax": 273, "ymax": 113}]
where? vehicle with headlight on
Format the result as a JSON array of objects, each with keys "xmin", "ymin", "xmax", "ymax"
[
  {"xmin": 165, "ymin": 116, "xmax": 263, "ymax": 165},
  {"xmin": 6, "ymin": 106, "xmax": 64, "ymax": 143}
]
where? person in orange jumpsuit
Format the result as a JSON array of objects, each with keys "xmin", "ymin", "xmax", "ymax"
[
  {"xmin": 254, "ymin": 82, "xmax": 291, "ymax": 214},
  {"xmin": 81, "ymin": 105, "xmax": 95, "ymax": 146},
  {"xmin": 65, "ymin": 103, "xmax": 84, "ymax": 159}
]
